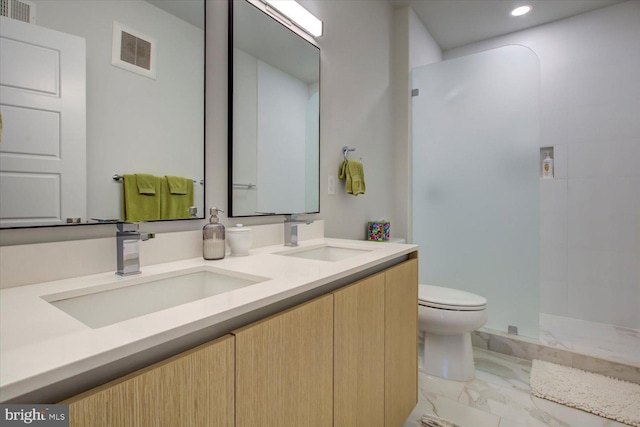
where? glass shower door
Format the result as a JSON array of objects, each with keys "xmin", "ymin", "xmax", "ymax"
[{"xmin": 411, "ymin": 45, "xmax": 540, "ymax": 337}]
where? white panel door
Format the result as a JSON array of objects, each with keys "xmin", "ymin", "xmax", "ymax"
[{"xmin": 0, "ymin": 16, "xmax": 86, "ymax": 226}]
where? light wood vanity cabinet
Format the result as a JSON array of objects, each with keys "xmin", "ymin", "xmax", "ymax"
[
  {"xmin": 233, "ymin": 294, "xmax": 334, "ymax": 427},
  {"xmin": 63, "ymin": 335, "xmax": 235, "ymax": 427},
  {"xmin": 333, "ymin": 271, "xmax": 386, "ymax": 426},
  {"xmin": 384, "ymin": 257, "xmax": 419, "ymax": 426},
  {"xmin": 62, "ymin": 255, "xmax": 417, "ymax": 427},
  {"xmin": 333, "ymin": 257, "xmax": 418, "ymax": 427}
]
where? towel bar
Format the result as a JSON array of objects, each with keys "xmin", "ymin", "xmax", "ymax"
[
  {"xmin": 112, "ymin": 174, "xmax": 203, "ymax": 185},
  {"xmin": 232, "ymin": 183, "xmax": 257, "ymax": 189}
]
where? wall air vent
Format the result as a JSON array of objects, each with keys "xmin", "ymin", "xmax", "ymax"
[
  {"xmin": 0, "ymin": 0, "xmax": 36, "ymax": 23},
  {"xmin": 111, "ymin": 21, "xmax": 157, "ymax": 80},
  {"xmin": 120, "ymin": 31, "xmax": 152, "ymax": 71}
]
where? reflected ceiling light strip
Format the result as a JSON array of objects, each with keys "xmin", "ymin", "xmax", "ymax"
[{"xmin": 263, "ymin": 0, "xmax": 323, "ymax": 37}]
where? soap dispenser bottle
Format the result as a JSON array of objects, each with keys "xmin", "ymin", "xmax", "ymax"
[
  {"xmin": 542, "ymin": 152, "xmax": 554, "ymax": 179},
  {"xmin": 203, "ymin": 207, "xmax": 226, "ymax": 260}
]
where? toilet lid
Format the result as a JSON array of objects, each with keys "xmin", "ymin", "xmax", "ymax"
[{"xmin": 418, "ymin": 284, "xmax": 487, "ymax": 311}]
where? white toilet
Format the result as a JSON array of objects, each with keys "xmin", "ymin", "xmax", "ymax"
[{"xmin": 418, "ymin": 284, "xmax": 488, "ymax": 381}]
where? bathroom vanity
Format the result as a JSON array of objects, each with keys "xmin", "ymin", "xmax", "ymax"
[{"xmin": 0, "ymin": 238, "xmax": 418, "ymax": 426}]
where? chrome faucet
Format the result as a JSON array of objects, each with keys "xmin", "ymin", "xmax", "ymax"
[
  {"xmin": 116, "ymin": 222, "xmax": 155, "ymax": 276},
  {"xmin": 283, "ymin": 214, "xmax": 314, "ymax": 247}
]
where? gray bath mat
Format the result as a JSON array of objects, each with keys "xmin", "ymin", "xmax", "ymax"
[{"xmin": 530, "ymin": 359, "xmax": 640, "ymax": 426}]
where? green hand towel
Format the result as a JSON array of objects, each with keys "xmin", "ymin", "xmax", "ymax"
[
  {"xmin": 339, "ymin": 160, "xmax": 349, "ymax": 189},
  {"xmin": 136, "ymin": 174, "xmax": 157, "ymax": 195},
  {"xmin": 338, "ymin": 160, "xmax": 353, "ymax": 193},
  {"xmin": 160, "ymin": 177, "xmax": 194, "ymax": 219},
  {"xmin": 347, "ymin": 160, "xmax": 366, "ymax": 196},
  {"xmin": 338, "ymin": 159, "xmax": 365, "ymax": 196},
  {"xmin": 122, "ymin": 174, "xmax": 161, "ymax": 221},
  {"xmin": 165, "ymin": 175, "xmax": 189, "ymax": 195}
]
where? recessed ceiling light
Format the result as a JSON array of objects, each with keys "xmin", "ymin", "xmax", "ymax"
[{"xmin": 511, "ymin": 5, "xmax": 532, "ymax": 17}]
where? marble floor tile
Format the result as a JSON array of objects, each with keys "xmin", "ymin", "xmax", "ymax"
[
  {"xmin": 459, "ymin": 376, "xmax": 628, "ymax": 427},
  {"xmin": 403, "ymin": 391, "xmax": 501, "ymax": 427},
  {"xmin": 529, "ymin": 396, "xmax": 629, "ymax": 427},
  {"xmin": 459, "ymin": 376, "xmax": 536, "ymax": 422},
  {"xmin": 471, "ymin": 330, "xmax": 491, "ymax": 349},
  {"xmin": 419, "ymin": 371, "xmax": 466, "ymax": 401},
  {"xmin": 487, "ymin": 332, "xmax": 575, "ymax": 366},
  {"xmin": 571, "ymin": 353, "xmax": 640, "ymax": 384},
  {"xmin": 405, "ymin": 348, "xmax": 632, "ymax": 427},
  {"xmin": 476, "ymin": 325, "xmax": 640, "ymax": 384},
  {"xmin": 539, "ymin": 314, "xmax": 640, "ymax": 367},
  {"xmin": 473, "ymin": 348, "xmax": 531, "ymax": 391}
]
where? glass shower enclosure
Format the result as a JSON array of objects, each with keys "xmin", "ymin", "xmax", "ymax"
[{"xmin": 411, "ymin": 45, "xmax": 540, "ymax": 337}]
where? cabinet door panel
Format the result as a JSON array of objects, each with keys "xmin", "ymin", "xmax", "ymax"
[
  {"xmin": 334, "ymin": 273, "xmax": 385, "ymax": 427},
  {"xmin": 66, "ymin": 335, "xmax": 235, "ymax": 427},
  {"xmin": 235, "ymin": 295, "xmax": 333, "ymax": 427},
  {"xmin": 385, "ymin": 258, "xmax": 418, "ymax": 427}
]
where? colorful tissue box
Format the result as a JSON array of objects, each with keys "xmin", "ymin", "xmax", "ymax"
[{"xmin": 367, "ymin": 221, "xmax": 390, "ymax": 241}]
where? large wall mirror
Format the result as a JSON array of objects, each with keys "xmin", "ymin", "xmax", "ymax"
[
  {"xmin": 0, "ymin": 0, "xmax": 205, "ymax": 228},
  {"xmin": 228, "ymin": 0, "xmax": 320, "ymax": 217}
]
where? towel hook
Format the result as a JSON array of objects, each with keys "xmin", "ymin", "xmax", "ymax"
[{"xmin": 342, "ymin": 146, "xmax": 355, "ymax": 161}]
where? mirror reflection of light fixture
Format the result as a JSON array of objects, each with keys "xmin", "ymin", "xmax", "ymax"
[{"xmin": 263, "ymin": 0, "xmax": 323, "ymax": 37}]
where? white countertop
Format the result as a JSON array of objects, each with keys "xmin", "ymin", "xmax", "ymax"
[{"xmin": 0, "ymin": 238, "xmax": 417, "ymax": 402}]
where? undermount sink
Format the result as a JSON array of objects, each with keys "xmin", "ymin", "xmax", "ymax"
[
  {"xmin": 277, "ymin": 244, "xmax": 374, "ymax": 262},
  {"xmin": 44, "ymin": 270, "xmax": 268, "ymax": 329}
]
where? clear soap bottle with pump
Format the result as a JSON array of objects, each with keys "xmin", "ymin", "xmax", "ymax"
[{"xmin": 203, "ymin": 207, "xmax": 226, "ymax": 260}]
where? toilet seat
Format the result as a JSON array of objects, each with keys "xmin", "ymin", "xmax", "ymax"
[{"xmin": 418, "ymin": 284, "xmax": 486, "ymax": 311}]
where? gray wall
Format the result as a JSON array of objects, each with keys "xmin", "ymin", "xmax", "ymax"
[{"xmin": 302, "ymin": 0, "xmax": 399, "ymax": 240}]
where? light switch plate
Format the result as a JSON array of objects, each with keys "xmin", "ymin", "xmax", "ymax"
[{"xmin": 328, "ymin": 176, "xmax": 335, "ymax": 195}]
